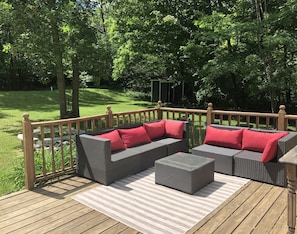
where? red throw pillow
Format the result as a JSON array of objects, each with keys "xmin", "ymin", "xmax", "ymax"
[
  {"xmin": 164, "ymin": 120, "xmax": 184, "ymax": 139},
  {"xmin": 118, "ymin": 126, "xmax": 151, "ymax": 148},
  {"xmin": 242, "ymin": 129, "xmax": 288, "ymax": 153},
  {"xmin": 204, "ymin": 126, "xmax": 243, "ymax": 149},
  {"xmin": 261, "ymin": 132, "xmax": 289, "ymax": 162},
  {"xmin": 94, "ymin": 130, "xmax": 125, "ymax": 152},
  {"xmin": 143, "ymin": 120, "xmax": 165, "ymax": 140}
]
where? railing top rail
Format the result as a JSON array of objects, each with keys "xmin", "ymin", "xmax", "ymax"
[
  {"xmin": 31, "ymin": 107, "xmax": 159, "ymax": 127},
  {"xmin": 112, "ymin": 107, "xmax": 159, "ymax": 115},
  {"xmin": 212, "ymin": 110, "xmax": 278, "ymax": 117},
  {"xmin": 160, "ymin": 107, "xmax": 279, "ymax": 118},
  {"xmin": 285, "ymin": 115, "xmax": 297, "ymax": 120},
  {"xmin": 160, "ymin": 107, "xmax": 207, "ymax": 113},
  {"xmin": 31, "ymin": 114, "xmax": 109, "ymax": 127}
]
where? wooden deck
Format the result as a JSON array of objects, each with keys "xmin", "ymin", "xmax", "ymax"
[{"xmin": 0, "ymin": 175, "xmax": 290, "ymax": 234}]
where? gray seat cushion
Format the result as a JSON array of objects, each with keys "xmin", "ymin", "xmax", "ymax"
[
  {"xmin": 233, "ymin": 150, "xmax": 286, "ymax": 186},
  {"xmin": 155, "ymin": 138, "xmax": 189, "ymax": 155},
  {"xmin": 127, "ymin": 142, "xmax": 168, "ymax": 170},
  {"xmin": 192, "ymin": 144, "xmax": 242, "ymax": 175}
]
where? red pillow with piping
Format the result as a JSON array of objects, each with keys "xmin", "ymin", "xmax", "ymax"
[
  {"xmin": 94, "ymin": 130, "xmax": 125, "ymax": 152},
  {"xmin": 143, "ymin": 120, "xmax": 165, "ymax": 140},
  {"xmin": 164, "ymin": 120, "xmax": 184, "ymax": 139},
  {"xmin": 118, "ymin": 126, "xmax": 151, "ymax": 148},
  {"xmin": 204, "ymin": 126, "xmax": 243, "ymax": 149},
  {"xmin": 242, "ymin": 129, "xmax": 288, "ymax": 152},
  {"xmin": 261, "ymin": 132, "xmax": 289, "ymax": 162}
]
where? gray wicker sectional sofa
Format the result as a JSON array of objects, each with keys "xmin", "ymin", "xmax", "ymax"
[
  {"xmin": 76, "ymin": 120, "xmax": 189, "ymax": 185},
  {"xmin": 192, "ymin": 124, "xmax": 297, "ymax": 187}
]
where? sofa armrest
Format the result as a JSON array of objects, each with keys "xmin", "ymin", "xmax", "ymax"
[
  {"xmin": 277, "ymin": 132, "xmax": 297, "ymax": 159},
  {"xmin": 76, "ymin": 134, "xmax": 112, "ymax": 170}
]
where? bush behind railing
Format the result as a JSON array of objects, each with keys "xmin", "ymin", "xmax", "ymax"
[{"xmin": 13, "ymin": 141, "xmax": 76, "ymax": 189}]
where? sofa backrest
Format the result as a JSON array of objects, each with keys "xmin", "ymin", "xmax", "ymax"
[
  {"xmin": 210, "ymin": 124, "xmax": 247, "ymax": 131},
  {"xmin": 208, "ymin": 124, "xmax": 297, "ymax": 160}
]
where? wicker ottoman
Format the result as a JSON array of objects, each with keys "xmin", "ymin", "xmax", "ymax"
[{"xmin": 155, "ymin": 152, "xmax": 215, "ymax": 194}]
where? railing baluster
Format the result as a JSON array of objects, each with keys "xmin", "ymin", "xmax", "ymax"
[
  {"xmin": 256, "ymin": 117, "xmax": 260, "ymax": 128},
  {"xmin": 50, "ymin": 125, "xmax": 56, "ymax": 174},
  {"xmin": 91, "ymin": 119, "xmax": 95, "ymax": 131},
  {"xmin": 227, "ymin": 115, "xmax": 230, "ymax": 125},
  {"xmin": 59, "ymin": 124, "xmax": 65, "ymax": 171},
  {"xmin": 84, "ymin": 121, "xmax": 88, "ymax": 132},
  {"xmin": 40, "ymin": 126, "xmax": 46, "ymax": 176},
  {"xmin": 68, "ymin": 123, "xmax": 74, "ymax": 169}
]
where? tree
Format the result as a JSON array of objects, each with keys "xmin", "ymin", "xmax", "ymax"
[
  {"xmin": 108, "ymin": 0, "xmax": 200, "ymax": 100},
  {"xmin": 186, "ymin": 0, "xmax": 297, "ymax": 111},
  {"xmin": 0, "ymin": 2, "xmax": 38, "ymax": 91},
  {"xmin": 2, "ymin": 0, "xmax": 297, "ymax": 113},
  {"xmin": 6, "ymin": 0, "xmax": 104, "ymax": 118}
]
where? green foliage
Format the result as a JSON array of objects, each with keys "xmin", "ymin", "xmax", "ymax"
[
  {"xmin": 10, "ymin": 157, "xmax": 25, "ymax": 191},
  {"xmin": 186, "ymin": 0, "xmax": 297, "ymax": 111},
  {"xmin": 0, "ymin": 0, "xmax": 114, "ymax": 91},
  {"xmin": 108, "ymin": 0, "xmax": 196, "ymax": 85}
]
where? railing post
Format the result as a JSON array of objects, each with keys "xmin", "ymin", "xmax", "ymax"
[
  {"xmin": 106, "ymin": 105, "xmax": 114, "ymax": 128},
  {"xmin": 157, "ymin": 100, "xmax": 163, "ymax": 120},
  {"xmin": 286, "ymin": 164, "xmax": 296, "ymax": 234},
  {"xmin": 22, "ymin": 113, "xmax": 35, "ymax": 190},
  {"xmin": 206, "ymin": 103, "xmax": 214, "ymax": 126},
  {"xmin": 279, "ymin": 146, "xmax": 297, "ymax": 234},
  {"xmin": 278, "ymin": 105, "xmax": 286, "ymax": 131}
]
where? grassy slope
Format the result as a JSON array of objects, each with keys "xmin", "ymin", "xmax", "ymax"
[{"xmin": 0, "ymin": 88, "xmax": 152, "ymax": 196}]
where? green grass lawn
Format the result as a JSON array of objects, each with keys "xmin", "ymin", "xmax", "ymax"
[{"xmin": 0, "ymin": 88, "xmax": 153, "ymax": 196}]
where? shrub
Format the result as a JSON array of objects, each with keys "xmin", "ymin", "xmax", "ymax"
[{"xmin": 12, "ymin": 140, "xmax": 76, "ymax": 189}]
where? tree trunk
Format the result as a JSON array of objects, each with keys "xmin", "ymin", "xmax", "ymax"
[
  {"xmin": 48, "ymin": 0, "xmax": 66, "ymax": 119},
  {"xmin": 53, "ymin": 33, "xmax": 67, "ymax": 119},
  {"xmin": 100, "ymin": 3, "xmax": 107, "ymax": 34},
  {"xmin": 284, "ymin": 45, "xmax": 292, "ymax": 105},
  {"xmin": 266, "ymin": 58, "xmax": 276, "ymax": 113},
  {"xmin": 72, "ymin": 54, "xmax": 80, "ymax": 117},
  {"xmin": 9, "ymin": 54, "xmax": 15, "ymax": 91}
]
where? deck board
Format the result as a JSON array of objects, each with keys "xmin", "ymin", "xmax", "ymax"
[
  {"xmin": 0, "ymin": 175, "xmax": 292, "ymax": 234},
  {"xmin": 251, "ymin": 189, "xmax": 287, "ymax": 233},
  {"xmin": 187, "ymin": 181, "xmax": 262, "ymax": 233},
  {"xmin": 213, "ymin": 183, "xmax": 273, "ymax": 233},
  {"xmin": 233, "ymin": 185, "xmax": 283, "ymax": 233}
]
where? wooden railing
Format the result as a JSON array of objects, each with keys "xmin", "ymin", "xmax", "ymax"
[
  {"xmin": 22, "ymin": 102, "xmax": 294, "ymax": 190},
  {"xmin": 22, "ymin": 106, "xmax": 161, "ymax": 190}
]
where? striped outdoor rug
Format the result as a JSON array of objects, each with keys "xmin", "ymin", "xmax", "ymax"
[{"xmin": 72, "ymin": 168, "xmax": 250, "ymax": 234}]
